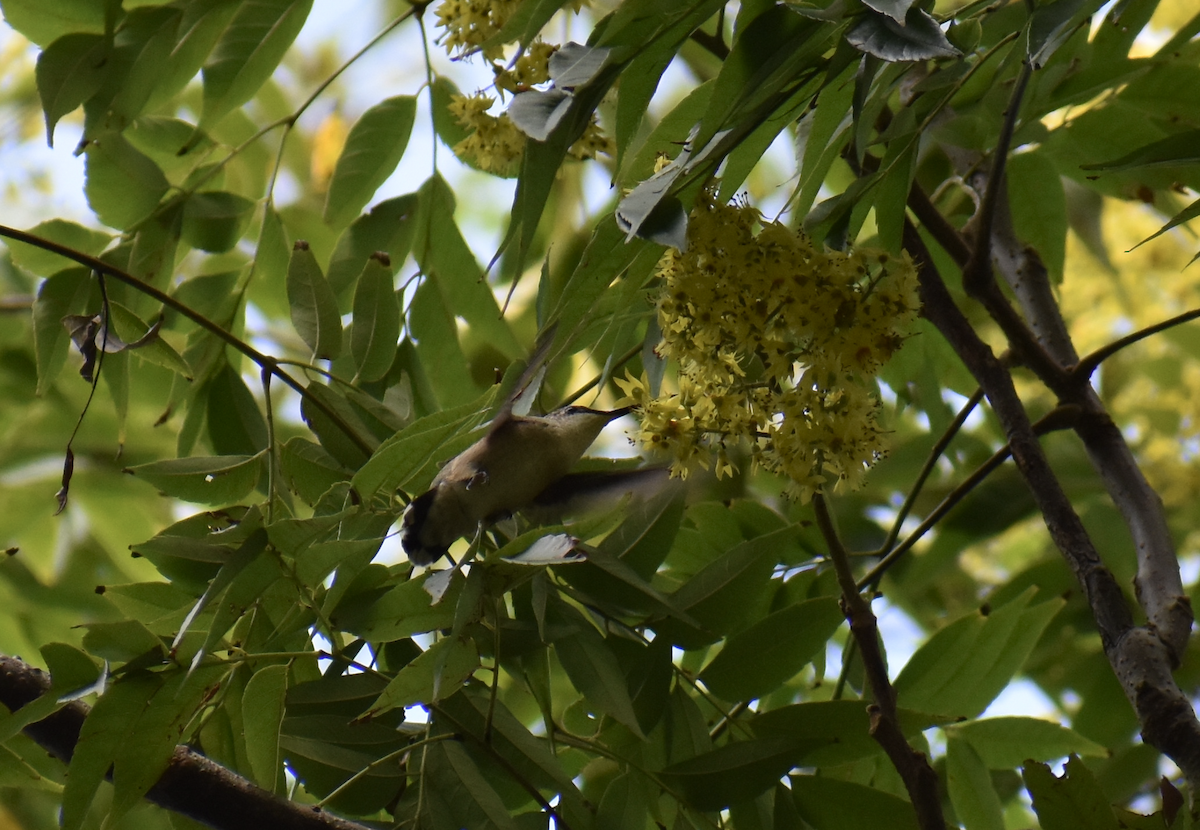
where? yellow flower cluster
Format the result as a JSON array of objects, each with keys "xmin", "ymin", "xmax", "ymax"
[
  {"xmin": 447, "ymin": 93, "xmax": 526, "ymax": 175},
  {"xmin": 434, "ymin": 0, "xmax": 520, "ymax": 60},
  {"xmin": 436, "ymin": 1, "xmax": 613, "ymax": 172},
  {"xmin": 621, "ymin": 189, "xmax": 920, "ymax": 500}
]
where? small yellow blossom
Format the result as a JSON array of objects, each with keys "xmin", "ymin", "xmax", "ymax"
[{"xmin": 448, "ymin": 93, "xmax": 525, "ymax": 174}]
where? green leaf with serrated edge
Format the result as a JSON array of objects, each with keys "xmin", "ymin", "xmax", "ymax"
[
  {"xmin": 124, "ymin": 452, "xmax": 265, "ymax": 505},
  {"xmin": 552, "ymin": 611, "xmax": 645, "ymax": 737},
  {"xmin": 109, "ymin": 664, "xmax": 229, "ymax": 823},
  {"xmin": 181, "ymin": 190, "xmax": 255, "ymax": 253},
  {"xmin": 750, "ymin": 701, "xmax": 952, "ymax": 767},
  {"xmin": 350, "ymin": 253, "xmax": 400, "ymax": 382},
  {"xmin": 336, "ymin": 572, "xmax": 462, "ymax": 641},
  {"xmin": 947, "ymin": 734, "xmax": 1005, "ymax": 830},
  {"xmin": 6, "ymin": 219, "xmax": 110, "ymax": 277},
  {"xmin": 243, "ymin": 664, "xmax": 287, "ymax": 790},
  {"xmin": 280, "ymin": 437, "xmax": 350, "ymax": 506},
  {"xmin": 953, "ymin": 717, "xmax": 1106, "ymax": 768},
  {"xmin": 0, "ymin": 0, "xmax": 104, "ymax": 46},
  {"xmin": 83, "ymin": 131, "xmax": 170, "ymax": 230},
  {"xmin": 698, "ymin": 596, "xmax": 842, "ymax": 701},
  {"xmin": 351, "ymin": 387, "xmax": 494, "ymax": 499},
  {"xmin": 790, "ymin": 775, "xmax": 920, "ymax": 830},
  {"xmin": 206, "ymin": 361, "xmax": 268, "ymax": 455},
  {"xmin": 62, "ymin": 673, "xmax": 162, "ymax": 830},
  {"xmin": 286, "ymin": 241, "xmax": 342, "ymax": 360},
  {"xmin": 33, "ymin": 267, "xmax": 94, "ymax": 394},
  {"xmin": 35, "ymin": 32, "xmax": 108, "ymax": 145},
  {"xmin": 1023, "ymin": 756, "xmax": 1121, "ymax": 830},
  {"xmin": 661, "ymin": 737, "xmax": 820, "ymax": 811},
  {"xmin": 324, "ymin": 96, "xmax": 417, "ymax": 228},
  {"xmin": 199, "ymin": 0, "xmax": 313, "ymax": 129},
  {"xmin": 365, "ymin": 635, "xmax": 479, "ymax": 717}
]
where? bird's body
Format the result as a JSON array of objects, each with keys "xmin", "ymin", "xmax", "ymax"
[{"xmin": 401, "ymin": 405, "xmax": 633, "ymax": 565}]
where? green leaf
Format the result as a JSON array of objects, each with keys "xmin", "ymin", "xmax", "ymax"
[
  {"xmin": 280, "ymin": 437, "xmax": 350, "ymax": 505},
  {"xmin": 422, "ymin": 741, "xmax": 521, "ymax": 830},
  {"xmin": 952, "ymin": 716, "xmax": 1106, "ymax": 768},
  {"xmin": 551, "ymin": 606, "xmax": 645, "ymax": 737},
  {"xmin": 430, "ymin": 75, "xmax": 471, "ymax": 153},
  {"xmin": 1130, "ymin": 196, "xmax": 1200, "ymax": 253},
  {"xmin": 893, "ymin": 587, "xmax": 1064, "ymax": 717},
  {"xmin": 1023, "ymin": 756, "xmax": 1121, "ymax": 830},
  {"xmin": 124, "ymin": 452, "xmax": 266, "ymax": 504},
  {"xmin": 286, "ymin": 240, "xmax": 343, "ymax": 360},
  {"xmin": 243, "ymin": 664, "xmax": 288, "ymax": 790},
  {"xmin": 323, "ymin": 95, "xmax": 417, "ymax": 228},
  {"xmin": 62, "ymin": 673, "xmax": 162, "ymax": 830},
  {"xmin": 109, "ymin": 665, "xmax": 229, "ymax": 822},
  {"xmin": 107, "ymin": 302, "xmax": 192, "ymax": 378},
  {"xmin": 336, "ymin": 572, "xmax": 461, "ymax": 642},
  {"xmin": 144, "ymin": 1, "xmax": 240, "ymax": 113},
  {"xmin": 199, "ymin": 0, "xmax": 313, "ymax": 129},
  {"xmin": 750, "ymin": 700, "xmax": 952, "ymax": 767},
  {"xmin": 1027, "ymin": 0, "xmax": 1088, "ymax": 70},
  {"xmin": 84, "ymin": 131, "xmax": 171, "ymax": 230},
  {"xmin": 1008, "ymin": 151, "xmax": 1067, "ymax": 282},
  {"xmin": 32, "ymin": 267, "xmax": 94, "ymax": 394},
  {"xmin": 181, "ymin": 190, "xmax": 256, "ymax": 253},
  {"xmin": 1080, "ymin": 128, "xmax": 1200, "ymax": 172},
  {"xmin": 660, "ymin": 527, "xmax": 786, "ymax": 647},
  {"xmin": 846, "ymin": 8, "xmax": 961, "ymax": 61},
  {"xmin": 412, "ymin": 175, "xmax": 520, "ymax": 359},
  {"xmin": 206, "ymin": 361, "xmax": 268, "ymax": 455},
  {"xmin": 661, "ymin": 737, "xmax": 818, "ymax": 811},
  {"xmin": 596, "ymin": 772, "xmax": 652, "ymax": 830},
  {"xmin": 80, "ymin": 619, "xmax": 163, "ymax": 663},
  {"xmin": 698, "ymin": 596, "xmax": 843, "ymax": 701},
  {"xmin": 947, "ymin": 734, "xmax": 1005, "ymax": 830},
  {"xmin": 790, "ymin": 775, "xmax": 920, "ymax": 830},
  {"xmin": 365, "ymin": 635, "xmax": 479, "ymax": 717},
  {"xmin": 35, "ymin": 32, "xmax": 109, "ymax": 146},
  {"xmin": 6, "ymin": 219, "xmax": 110, "ymax": 277},
  {"xmin": 350, "ymin": 253, "xmax": 400, "ymax": 382},
  {"xmin": 326, "ymin": 192, "xmax": 419, "ymax": 296},
  {"xmin": 0, "ymin": 0, "xmax": 104, "ymax": 47}
]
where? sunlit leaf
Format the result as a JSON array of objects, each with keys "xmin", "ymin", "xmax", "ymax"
[
  {"xmin": 124, "ymin": 453, "xmax": 266, "ymax": 505},
  {"xmin": 286, "ymin": 240, "xmax": 343, "ymax": 360},
  {"xmin": 323, "ymin": 95, "xmax": 417, "ymax": 228}
]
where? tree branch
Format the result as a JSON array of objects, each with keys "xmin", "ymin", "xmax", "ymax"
[
  {"xmin": 903, "ymin": 220, "xmax": 1200, "ymax": 788},
  {"xmin": 0, "ymin": 654, "xmax": 370, "ymax": 830},
  {"xmin": 813, "ymin": 495, "xmax": 946, "ymax": 830}
]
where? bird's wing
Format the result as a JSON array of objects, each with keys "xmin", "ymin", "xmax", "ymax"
[{"xmin": 488, "ymin": 325, "xmax": 558, "ymax": 434}]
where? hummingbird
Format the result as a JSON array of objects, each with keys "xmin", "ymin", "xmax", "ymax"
[{"xmin": 400, "ymin": 402, "xmax": 641, "ymax": 565}]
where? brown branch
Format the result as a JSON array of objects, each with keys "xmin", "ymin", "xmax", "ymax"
[
  {"xmin": 0, "ymin": 654, "xmax": 370, "ymax": 830},
  {"xmin": 903, "ymin": 220, "xmax": 1200, "ymax": 788},
  {"xmin": 813, "ymin": 495, "xmax": 946, "ymax": 830}
]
